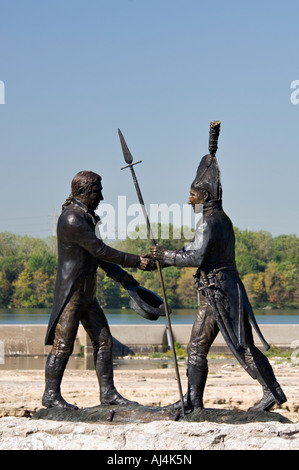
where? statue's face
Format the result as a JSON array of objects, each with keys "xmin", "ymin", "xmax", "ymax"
[
  {"xmin": 88, "ymin": 181, "xmax": 103, "ymax": 210},
  {"xmin": 188, "ymin": 189, "xmax": 205, "ymax": 212},
  {"xmin": 78, "ymin": 180, "xmax": 103, "ymax": 211}
]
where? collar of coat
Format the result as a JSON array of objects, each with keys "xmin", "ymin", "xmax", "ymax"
[
  {"xmin": 203, "ymin": 199, "xmax": 223, "ymax": 215},
  {"xmin": 72, "ymin": 197, "xmax": 101, "ymax": 225}
]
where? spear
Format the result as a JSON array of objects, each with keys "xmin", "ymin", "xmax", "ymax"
[{"xmin": 118, "ymin": 128, "xmax": 185, "ymax": 416}]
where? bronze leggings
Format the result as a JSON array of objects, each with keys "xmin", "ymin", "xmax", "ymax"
[
  {"xmin": 188, "ymin": 298, "xmax": 258, "ymax": 368},
  {"xmin": 51, "ymin": 275, "xmax": 112, "ymax": 359},
  {"xmin": 187, "ymin": 297, "xmax": 278, "ymax": 389}
]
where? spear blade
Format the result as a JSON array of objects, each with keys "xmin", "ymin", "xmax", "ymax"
[{"xmin": 118, "ymin": 128, "xmax": 133, "ymax": 164}]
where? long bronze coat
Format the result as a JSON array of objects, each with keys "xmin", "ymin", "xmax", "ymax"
[{"xmin": 45, "ymin": 198, "xmax": 139, "ymax": 345}]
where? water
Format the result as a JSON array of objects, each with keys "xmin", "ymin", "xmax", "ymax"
[
  {"xmin": 0, "ymin": 355, "xmax": 178, "ymax": 371},
  {"xmin": 0, "ymin": 307, "xmax": 299, "ymax": 325},
  {"xmin": 1, "ymin": 308, "xmax": 298, "ymax": 371}
]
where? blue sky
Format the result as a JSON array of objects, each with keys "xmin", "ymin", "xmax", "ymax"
[{"xmin": 0, "ymin": 0, "xmax": 298, "ymax": 239}]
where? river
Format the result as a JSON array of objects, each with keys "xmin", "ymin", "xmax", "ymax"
[
  {"xmin": 1, "ymin": 307, "xmax": 298, "ymax": 371},
  {"xmin": 0, "ymin": 307, "xmax": 299, "ymax": 324}
]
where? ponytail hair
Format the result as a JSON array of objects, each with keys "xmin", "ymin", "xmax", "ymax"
[{"xmin": 62, "ymin": 194, "xmax": 74, "ymax": 211}]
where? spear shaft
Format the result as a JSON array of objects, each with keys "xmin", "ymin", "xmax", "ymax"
[{"xmin": 118, "ymin": 129, "xmax": 185, "ymax": 416}]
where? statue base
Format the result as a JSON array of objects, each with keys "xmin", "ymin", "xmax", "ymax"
[{"xmin": 32, "ymin": 404, "xmax": 292, "ymax": 424}]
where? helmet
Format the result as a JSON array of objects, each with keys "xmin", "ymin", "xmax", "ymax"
[
  {"xmin": 191, "ymin": 153, "xmax": 222, "ymax": 201},
  {"xmin": 191, "ymin": 121, "xmax": 222, "ymax": 200}
]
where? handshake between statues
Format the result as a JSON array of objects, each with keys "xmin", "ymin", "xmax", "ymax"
[
  {"xmin": 137, "ymin": 245, "xmax": 169, "ymax": 271},
  {"xmin": 139, "ymin": 245, "xmax": 174, "ymax": 269}
]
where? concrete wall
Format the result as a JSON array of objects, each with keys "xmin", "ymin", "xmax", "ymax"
[
  {"xmin": 0, "ymin": 324, "xmax": 299, "ymax": 359},
  {"xmin": 171, "ymin": 324, "xmax": 299, "ymax": 353}
]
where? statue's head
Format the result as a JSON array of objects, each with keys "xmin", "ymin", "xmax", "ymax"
[
  {"xmin": 71, "ymin": 171, "xmax": 101, "ymax": 197},
  {"xmin": 72, "ymin": 171, "xmax": 103, "ymax": 211},
  {"xmin": 62, "ymin": 171, "xmax": 103, "ymax": 211},
  {"xmin": 188, "ymin": 154, "xmax": 222, "ymax": 211}
]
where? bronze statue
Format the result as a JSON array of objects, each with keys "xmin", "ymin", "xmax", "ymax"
[
  {"xmin": 43, "ymin": 170, "xmax": 155, "ymax": 409},
  {"xmin": 150, "ymin": 122, "xmax": 287, "ymax": 412}
]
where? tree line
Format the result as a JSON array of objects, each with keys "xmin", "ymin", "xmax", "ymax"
[{"xmin": 0, "ymin": 225, "xmax": 298, "ymax": 310}]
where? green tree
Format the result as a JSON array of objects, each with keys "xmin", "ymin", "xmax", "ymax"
[
  {"xmin": 32, "ymin": 268, "xmax": 55, "ymax": 307},
  {"xmin": 0, "ymin": 271, "xmax": 10, "ymax": 306},
  {"xmin": 272, "ymin": 234, "xmax": 299, "ymax": 264},
  {"xmin": 96, "ymin": 270, "xmax": 126, "ymax": 308},
  {"xmin": 243, "ymin": 272, "xmax": 268, "ymax": 307},
  {"xmin": 264, "ymin": 262, "xmax": 286, "ymax": 308},
  {"xmin": 234, "ymin": 227, "xmax": 273, "ymax": 264},
  {"xmin": 1, "ymin": 227, "xmax": 299, "ymax": 310},
  {"xmin": 176, "ymin": 268, "xmax": 198, "ymax": 307},
  {"xmin": 27, "ymin": 252, "xmax": 57, "ymax": 277},
  {"xmin": 236, "ymin": 253, "xmax": 266, "ymax": 277},
  {"xmin": 12, "ymin": 267, "xmax": 33, "ymax": 307}
]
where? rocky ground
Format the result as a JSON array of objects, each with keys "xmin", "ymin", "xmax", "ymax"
[{"xmin": 0, "ymin": 356, "xmax": 299, "ymax": 450}]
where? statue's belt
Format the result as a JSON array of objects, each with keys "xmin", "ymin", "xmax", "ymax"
[
  {"xmin": 193, "ymin": 266, "xmax": 234, "ymax": 294},
  {"xmin": 194, "ymin": 265, "xmax": 237, "ymax": 283}
]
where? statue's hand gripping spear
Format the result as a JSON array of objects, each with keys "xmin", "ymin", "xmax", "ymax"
[{"xmin": 118, "ymin": 129, "xmax": 185, "ymax": 417}]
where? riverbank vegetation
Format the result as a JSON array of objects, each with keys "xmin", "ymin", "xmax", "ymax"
[{"xmin": 0, "ymin": 226, "xmax": 298, "ymax": 310}]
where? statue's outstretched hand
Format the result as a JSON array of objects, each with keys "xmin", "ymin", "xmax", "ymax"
[
  {"xmin": 150, "ymin": 244, "xmax": 166, "ymax": 260},
  {"xmin": 139, "ymin": 254, "xmax": 157, "ymax": 271}
]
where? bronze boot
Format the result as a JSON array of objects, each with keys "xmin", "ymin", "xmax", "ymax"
[
  {"xmin": 187, "ymin": 364, "xmax": 208, "ymax": 409},
  {"xmin": 96, "ymin": 351, "xmax": 138, "ymax": 406},
  {"xmin": 42, "ymin": 354, "xmax": 78, "ymax": 409},
  {"xmin": 246, "ymin": 347, "xmax": 287, "ymax": 411},
  {"xmin": 249, "ymin": 383, "xmax": 287, "ymax": 412},
  {"xmin": 166, "ymin": 365, "xmax": 207, "ymax": 411}
]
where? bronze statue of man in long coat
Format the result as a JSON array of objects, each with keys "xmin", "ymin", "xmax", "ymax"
[
  {"xmin": 43, "ymin": 170, "xmax": 154, "ymax": 409},
  {"xmin": 150, "ymin": 122, "xmax": 287, "ymax": 412}
]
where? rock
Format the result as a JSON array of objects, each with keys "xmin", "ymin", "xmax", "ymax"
[
  {"xmin": 0, "ymin": 407, "xmax": 32, "ymax": 418},
  {"xmin": 1, "ymin": 364, "xmax": 298, "ymax": 450},
  {"xmin": 1, "ymin": 416, "xmax": 299, "ymax": 450},
  {"xmin": 3, "ymin": 404, "xmax": 287, "ymax": 451}
]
